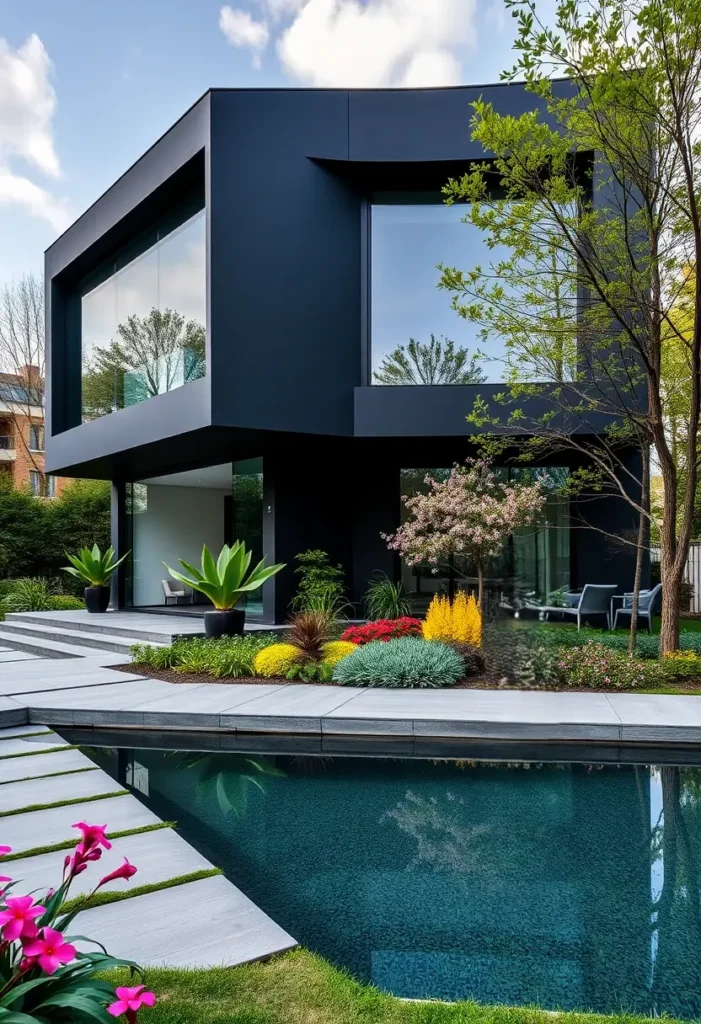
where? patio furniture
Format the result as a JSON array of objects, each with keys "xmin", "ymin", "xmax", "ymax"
[
  {"xmin": 539, "ymin": 583, "xmax": 618, "ymax": 630},
  {"xmin": 611, "ymin": 583, "xmax": 662, "ymax": 633},
  {"xmin": 162, "ymin": 580, "xmax": 189, "ymax": 606}
]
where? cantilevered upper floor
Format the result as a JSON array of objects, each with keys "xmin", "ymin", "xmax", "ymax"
[{"xmin": 46, "ymin": 82, "xmax": 603, "ymax": 479}]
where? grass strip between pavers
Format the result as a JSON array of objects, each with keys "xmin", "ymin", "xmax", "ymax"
[
  {"xmin": 0, "ymin": 743, "xmax": 79, "ymax": 760},
  {"xmin": 103, "ymin": 948, "xmax": 690, "ymax": 1024},
  {"xmin": 3, "ymin": 820, "xmax": 176, "ymax": 861},
  {"xmin": 0, "ymin": 766, "xmax": 99, "ymax": 786},
  {"xmin": 0, "ymin": 789, "xmax": 128, "ymax": 818},
  {"xmin": 0, "ymin": 730, "xmax": 53, "ymax": 742},
  {"xmin": 61, "ymin": 868, "xmax": 222, "ymax": 915}
]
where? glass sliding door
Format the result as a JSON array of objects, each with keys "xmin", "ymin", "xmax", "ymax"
[{"xmin": 232, "ymin": 458, "xmax": 264, "ymax": 619}]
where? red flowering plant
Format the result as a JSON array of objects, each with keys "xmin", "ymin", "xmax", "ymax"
[
  {"xmin": 341, "ymin": 618, "xmax": 423, "ymax": 645},
  {"xmin": 0, "ymin": 826, "xmax": 155, "ymax": 1024}
]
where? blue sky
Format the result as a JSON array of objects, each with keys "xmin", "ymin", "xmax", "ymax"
[{"xmin": 0, "ymin": 0, "xmax": 553, "ymax": 285}]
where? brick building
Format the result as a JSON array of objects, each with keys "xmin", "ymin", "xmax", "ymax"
[{"xmin": 0, "ymin": 366, "xmax": 68, "ymax": 496}]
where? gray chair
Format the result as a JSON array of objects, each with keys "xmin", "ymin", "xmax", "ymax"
[
  {"xmin": 611, "ymin": 583, "xmax": 662, "ymax": 633},
  {"xmin": 162, "ymin": 580, "xmax": 189, "ymax": 606},
  {"xmin": 539, "ymin": 583, "xmax": 618, "ymax": 630}
]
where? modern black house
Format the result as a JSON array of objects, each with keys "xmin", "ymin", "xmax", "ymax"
[{"xmin": 45, "ymin": 84, "xmax": 643, "ymax": 624}]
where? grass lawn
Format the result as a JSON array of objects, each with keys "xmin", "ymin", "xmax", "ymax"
[{"xmin": 106, "ymin": 949, "xmax": 683, "ymax": 1024}]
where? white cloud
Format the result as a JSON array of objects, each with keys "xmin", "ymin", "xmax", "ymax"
[
  {"xmin": 219, "ymin": 6, "xmax": 270, "ymax": 68},
  {"xmin": 0, "ymin": 170, "xmax": 72, "ymax": 232},
  {"xmin": 0, "ymin": 33, "xmax": 71, "ymax": 234},
  {"xmin": 0, "ymin": 33, "xmax": 59, "ymax": 177},
  {"xmin": 276, "ymin": 0, "xmax": 475, "ymax": 87}
]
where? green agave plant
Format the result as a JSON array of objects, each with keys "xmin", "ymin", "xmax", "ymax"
[
  {"xmin": 63, "ymin": 544, "xmax": 129, "ymax": 586},
  {"xmin": 165, "ymin": 541, "xmax": 285, "ymax": 610}
]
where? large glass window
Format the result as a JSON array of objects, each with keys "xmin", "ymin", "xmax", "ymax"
[
  {"xmin": 81, "ymin": 208, "xmax": 206, "ymax": 421},
  {"xmin": 232, "ymin": 458, "xmax": 264, "ymax": 619},
  {"xmin": 399, "ymin": 466, "xmax": 569, "ymax": 615},
  {"xmin": 371, "ymin": 196, "xmax": 574, "ymax": 385}
]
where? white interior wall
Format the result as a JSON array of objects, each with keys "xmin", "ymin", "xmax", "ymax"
[{"xmin": 132, "ymin": 484, "xmax": 226, "ymax": 606}]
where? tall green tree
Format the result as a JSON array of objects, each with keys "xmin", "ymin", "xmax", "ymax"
[
  {"xmin": 438, "ymin": 0, "xmax": 701, "ymax": 653},
  {"xmin": 374, "ymin": 335, "xmax": 487, "ymax": 385}
]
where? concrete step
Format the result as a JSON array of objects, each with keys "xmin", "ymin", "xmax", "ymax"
[
  {"xmin": 0, "ymin": 622, "xmax": 165, "ymax": 655},
  {"xmin": 5, "ymin": 612, "xmax": 193, "ymax": 645},
  {"xmin": 0, "ymin": 629, "xmax": 106, "ymax": 660}
]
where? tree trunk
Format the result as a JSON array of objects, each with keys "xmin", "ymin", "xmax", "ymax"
[
  {"xmin": 476, "ymin": 559, "xmax": 484, "ymax": 613},
  {"xmin": 661, "ymin": 568, "xmax": 683, "ymax": 656},
  {"xmin": 629, "ymin": 446, "xmax": 650, "ymax": 655}
]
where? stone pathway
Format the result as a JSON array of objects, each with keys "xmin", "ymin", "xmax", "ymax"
[{"xmin": 0, "ymin": 724, "xmax": 296, "ymax": 967}]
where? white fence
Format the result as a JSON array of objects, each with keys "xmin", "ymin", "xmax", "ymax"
[{"xmin": 650, "ymin": 542, "xmax": 701, "ymax": 613}]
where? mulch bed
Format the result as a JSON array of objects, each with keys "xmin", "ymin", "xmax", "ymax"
[{"xmin": 114, "ymin": 662, "xmax": 701, "ymax": 694}]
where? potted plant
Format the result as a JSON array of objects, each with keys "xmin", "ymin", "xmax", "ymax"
[
  {"xmin": 63, "ymin": 544, "xmax": 129, "ymax": 613},
  {"xmin": 165, "ymin": 541, "xmax": 285, "ymax": 637}
]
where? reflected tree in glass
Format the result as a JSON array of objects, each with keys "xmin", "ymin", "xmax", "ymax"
[
  {"xmin": 373, "ymin": 334, "xmax": 487, "ymax": 386},
  {"xmin": 82, "ymin": 307, "xmax": 205, "ymax": 418}
]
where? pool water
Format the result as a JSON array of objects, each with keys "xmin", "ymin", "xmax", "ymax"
[{"xmin": 89, "ymin": 746, "xmax": 701, "ymax": 1016}]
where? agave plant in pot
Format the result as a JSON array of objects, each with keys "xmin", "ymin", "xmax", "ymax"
[
  {"xmin": 165, "ymin": 541, "xmax": 285, "ymax": 638},
  {"xmin": 63, "ymin": 545, "xmax": 130, "ymax": 613}
]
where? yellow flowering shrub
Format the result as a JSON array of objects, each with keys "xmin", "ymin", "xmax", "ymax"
[
  {"xmin": 422, "ymin": 592, "xmax": 482, "ymax": 647},
  {"xmin": 253, "ymin": 643, "xmax": 302, "ymax": 678},
  {"xmin": 422, "ymin": 595, "xmax": 453, "ymax": 642},
  {"xmin": 662, "ymin": 650, "xmax": 701, "ymax": 678},
  {"xmin": 322, "ymin": 640, "xmax": 357, "ymax": 666}
]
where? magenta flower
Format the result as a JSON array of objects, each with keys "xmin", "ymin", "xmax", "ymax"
[
  {"xmin": 0, "ymin": 845, "xmax": 11, "ymax": 856},
  {"xmin": 108, "ymin": 985, "xmax": 156, "ymax": 1021},
  {"xmin": 23, "ymin": 927, "xmax": 76, "ymax": 974},
  {"xmin": 0, "ymin": 896, "xmax": 46, "ymax": 942},
  {"xmin": 98, "ymin": 858, "xmax": 137, "ymax": 888},
  {"xmin": 72, "ymin": 822, "xmax": 111, "ymax": 851}
]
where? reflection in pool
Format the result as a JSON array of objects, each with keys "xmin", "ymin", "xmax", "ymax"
[{"xmin": 89, "ymin": 747, "xmax": 701, "ymax": 1016}]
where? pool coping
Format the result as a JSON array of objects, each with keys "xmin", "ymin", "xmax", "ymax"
[{"xmin": 1, "ymin": 659, "xmax": 700, "ymax": 745}]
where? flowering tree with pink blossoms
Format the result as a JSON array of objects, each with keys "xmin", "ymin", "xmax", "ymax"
[
  {"xmin": 384, "ymin": 459, "xmax": 547, "ymax": 609},
  {"xmin": 0, "ymin": 826, "xmax": 156, "ymax": 1024}
]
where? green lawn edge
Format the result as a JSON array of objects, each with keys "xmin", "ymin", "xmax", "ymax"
[
  {"xmin": 103, "ymin": 948, "xmax": 685, "ymax": 1024},
  {"xmin": 63, "ymin": 867, "xmax": 221, "ymax": 915},
  {"xmin": 0, "ymin": 743, "xmax": 79, "ymax": 760},
  {"xmin": 0, "ymin": 766, "xmax": 98, "ymax": 786},
  {"xmin": 3, "ymin": 820, "xmax": 175, "ymax": 861},
  {"xmin": 0, "ymin": 789, "xmax": 128, "ymax": 818},
  {"xmin": 0, "ymin": 730, "xmax": 53, "ymax": 742}
]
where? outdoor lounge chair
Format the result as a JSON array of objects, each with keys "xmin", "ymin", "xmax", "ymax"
[
  {"xmin": 611, "ymin": 583, "xmax": 662, "ymax": 633},
  {"xmin": 539, "ymin": 583, "xmax": 618, "ymax": 630},
  {"xmin": 162, "ymin": 580, "xmax": 189, "ymax": 606}
]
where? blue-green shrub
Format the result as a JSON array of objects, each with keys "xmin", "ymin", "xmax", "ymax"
[{"xmin": 332, "ymin": 637, "xmax": 464, "ymax": 688}]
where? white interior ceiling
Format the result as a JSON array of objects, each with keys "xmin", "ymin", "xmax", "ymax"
[{"xmin": 139, "ymin": 463, "xmax": 232, "ymax": 490}]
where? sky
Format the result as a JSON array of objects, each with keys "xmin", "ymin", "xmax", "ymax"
[{"xmin": 0, "ymin": 0, "xmax": 554, "ymax": 287}]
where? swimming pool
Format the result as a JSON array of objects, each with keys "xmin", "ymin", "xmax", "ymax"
[{"xmin": 83, "ymin": 740, "xmax": 701, "ymax": 1017}]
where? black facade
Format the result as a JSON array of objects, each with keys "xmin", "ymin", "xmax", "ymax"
[{"xmin": 45, "ymin": 84, "xmax": 644, "ymax": 622}]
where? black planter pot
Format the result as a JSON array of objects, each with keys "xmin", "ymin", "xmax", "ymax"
[
  {"xmin": 84, "ymin": 585, "xmax": 110, "ymax": 614},
  {"xmin": 204, "ymin": 608, "xmax": 246, "ymax": 639}
]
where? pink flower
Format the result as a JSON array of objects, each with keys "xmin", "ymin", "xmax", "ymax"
[
  {"xmin": 23, "ymin": 927, "xmax": 76, "ymax": 975},
  {"xmin": 0, "ymin": 896, "xmax": 45, "ymax": 942},
  {"xmin": 108, "ymin": 985, "xmax": 156, "ymax": 1022},
  {"xmin": 65, "ymin": 840, "xmax": 104, "ymax": 880},
  {"xmin": 98, "ymin": 858, "xmax": 137, "ymax": 888},
  {"xmin": 72, "ymin": 822, "xmax": 111, "ymax": 852},
  {"xmin": 0, "ymin": 845, "xmax": 11, "ymax": 856}
]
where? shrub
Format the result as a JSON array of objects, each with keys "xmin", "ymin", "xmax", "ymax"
[
  {"xmin": 130, "ymin": 634, "xmax": 276, "ymax": 677},
  {"xmin": 513, "ymin": 642, "xmax": 560, "ymax": 687},
  {"xmin": 48, "ymin": 594, "xmax": 84, "ymax": 610},
  {"xmin": 423, "ymin": 593, "xmax": 482, "ymax": 646},
  {"xmin": 254, "ymin": 642, "xmax": 302, "ymax": 678},
  {"xmin": 332, "ymin": 637, "xmax": 464, "ymax": 688},
  {"xmin": 554, "ymin": 641, "xmax": 659, "ymax": 690},
  {"xmin": 363, "ymin": 573, "xmax": 410, "ymax": 619},
  {"xmin": 342, "ymin": 617, "xmax": 423, "ymax": 645},
  {"xmin": 662, "ymin": 650, "xmax": 701, "ymax": 679},
  {"xmin": 290, "ymin": 549, "xmax": 347, "ymax": 615},
  {"xmin": 286, "ymin": 610, "xmax": 334, "ymax": 660},
  {"xmin": 1, "ymin": 576, "xmax": 56, "ymax": 613},
  {"xmin": 529, "ymin": 625, "xmax": 701, "ymax": 660},
  {"xmin": 0, "ymin": 822, "xmax": 156, "ymax": 1023},
  {"xmin": 447, "ymin": 640, "xmax": 486, "ymax": 677},
  {"xmin": 322, "ymin": 640, "xmax": 357, "ymax": 666}
]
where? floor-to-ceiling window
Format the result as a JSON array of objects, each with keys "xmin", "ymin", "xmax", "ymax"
[
  {"xmin": 399, "ymin": 466, "xmax": 569, "ymax": 615},
  {"xmin": 232, "ymin": 458, "xmax": 264, "ymax": 619}
]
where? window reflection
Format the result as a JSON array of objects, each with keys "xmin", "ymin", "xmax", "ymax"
[{"xmin": 81, "ymin": 208, "xmax": 206, "ymax": 421}]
